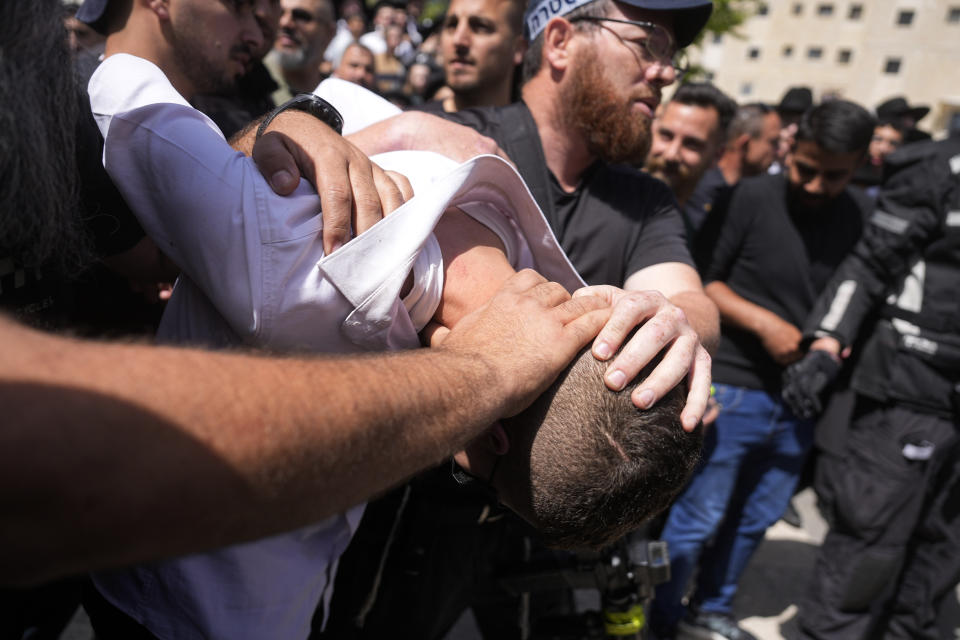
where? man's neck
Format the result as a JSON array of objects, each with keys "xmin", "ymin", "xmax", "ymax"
[
  {"xmin": 443, "ymin": 82, "xmax": 513, "ymax": 113},
  {"xmin": 105, "ymin": 32, "xmax": 196, "ymax": 100},
  {"xmin": 716, "ymin": 152, "xmax": 741, "ymax": 186},
  {"xmin": 521, "ymin": 81, "xmax": 595, "ymax": 193},
  {"xmin": 672, "ymin": 182, "xmax": 695, "ymax": 208}
]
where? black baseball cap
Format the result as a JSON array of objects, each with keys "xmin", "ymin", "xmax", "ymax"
[
  {"xmin": 525, "ymin": 0, "xmax": 713, "ymax": 48},
  {"xmin": 75, "ymin": 0, "xmax": 111, "ymax": 34}
]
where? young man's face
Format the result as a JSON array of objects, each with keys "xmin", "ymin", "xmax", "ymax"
[
  {"xmin": 645, "ymin": 101, "xmax": 722, "ymax": 199},
  {"xmin": 168, "ymin": 0, "xmax": 273, "ymax": 95},
  {"xmin": 274, "ymin": 0, "xmax": 335, "ymax": 68},
  {"xmin": 440, "ymin": 0, "xmax": 524, "ymax": 97},
  {"xmin": 868, "ymin": 124, "xmax": 903, "ymax": 166},
  {"xmin": 742, "ymin": 111, "xmax": 782, "ymax": 176},
  {"xmin": 786, "ymin": 139, "xmax": 862, "ymax": 211}
]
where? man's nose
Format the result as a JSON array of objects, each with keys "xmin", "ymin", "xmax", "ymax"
[
  {"xmin": 805, "ymin": 174, "xmax": 825, "ymax": 194},
  {"xmin": 279, "ymin": 8, "xmax": 295, "ymax": 29},
  {"xmin": 645, "ymin": 59, "xmax": 676, "ymax": 89},
  {"xmin": 452, "ymin": 22, "xmax": 471, "ymax": 47},
  {"xmin": 255, "ymin": 0, "xmax": 280, "ymax": 44},
  {"xmin": 241, "ymin": 11, "xmax": 266, "ymax": 51},
  {"xmin": 663, "ymin": 138, "xmax": 682, "ymax": 162}
]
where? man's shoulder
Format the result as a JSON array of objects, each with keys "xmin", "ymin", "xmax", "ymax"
[{"xmin": 736, "ymin": 172, "xmax": 783, "ymax": 197}]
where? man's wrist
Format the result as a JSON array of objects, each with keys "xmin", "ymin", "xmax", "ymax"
[
  {"xmin": 256, "ymin": 94, "xmax": 344, "ymax": 140},
  {"xmin": 810, "ymin": 335, "xmax": 843, "ymax": 360}
]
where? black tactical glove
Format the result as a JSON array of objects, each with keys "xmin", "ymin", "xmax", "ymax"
[{"xmin": 781, "ymin": 350, "xmax": 842, "ymax": 419}]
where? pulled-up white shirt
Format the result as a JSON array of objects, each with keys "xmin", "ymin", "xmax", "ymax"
[{"xmin": 88, "ymin": 54, "xmax": 583, "ymax": 640}]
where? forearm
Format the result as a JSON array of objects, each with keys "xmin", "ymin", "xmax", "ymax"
[
  {"xmin": 705, "ymin": 280, "xmax": 786, "ymax": 337},
  {"xmin": 669, "ymin": 289, "xmax": 719, "ymax": 354},
  {"xmin": 0, "ymin": 319, "xmax": 501, "ymax": 585},
  {"xmin": 346, "ymin": 112, "xmax": 416, "ymax": 156}
]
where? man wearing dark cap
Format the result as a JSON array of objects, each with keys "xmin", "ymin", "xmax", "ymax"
[
  {"xmin": 876, "ymin": 95, "xmax": 930, "ymax": 130},
  {"xmin": 876, "ymin": 95, "xmax": 932, "ymax": 144},
  {"xmin": 778, "ymin": 86, "xmax": 814, "ymax": 127},
  {"xmin": 323, "ymin": 0, "xmax": 718, "ymax": 637}
]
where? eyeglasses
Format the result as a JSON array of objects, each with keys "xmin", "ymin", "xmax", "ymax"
[{"xmin": 568, "ymin": 17, "xmax": 689, "ymax": 76}]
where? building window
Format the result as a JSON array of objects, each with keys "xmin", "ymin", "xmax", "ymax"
[
  {"xmin": 747, "ymin": 47, "xmax": 761, "ymax": 60},
  {"xmin": 848, "ymin": 4, "xmax": 863, "ymax": 19},
  {"xmin": 712, "ymin": 33, "xmax": 723, "ymax": 44},
  {"xmin": 793, "ymin": 3, "xmax": 804, "ymax": 15},
  {"xmin": 705, "ymin": 71, "xmax": 716, "ymax": 81},
  {"xmin": 757, "ymin": 2, "xmax": 769, "ymax": 15},
  {"xmin": 807, "ymin": 46, "xmax": 824, "ymax": 59},
  {"xmin": 783, "ymin": 45, "xmax": 795, "ymax": 57},
  {"xmin": 897, "ymin": 10, "xmax": 915, "ymax": 25},
  {"xmin": 949, "ymin": 6, "xmax": 960, "ymax": 22},
  {"xmin": 837, "ymin": 48, "xmax": 852, "ymax": 63},
  {"xmin": 884, "ymin": 57, "xmax": 902, "ymax": 74},
  {"xmin": 740, "ymin": 82, "xmax": 753, "ymax": 97},
  {"xmin": 817, "ymin": 3, "xmax": 834, "ymax": 16}
]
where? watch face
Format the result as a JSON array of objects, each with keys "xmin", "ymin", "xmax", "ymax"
[
  {"xmin": 314, "ymin": 100, "xmax": 344, "ymax": 135},
  {"xmin": 260, "ymin": 95, "xmax": 345, "ymax": 139}
]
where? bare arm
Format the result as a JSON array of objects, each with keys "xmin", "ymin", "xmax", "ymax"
[
  {"xmin": 704, "ymin": 280, "xmax": 802, "ymax": 366},
  {"xmin": 0, "ymin": 273, "xmax": 607, "ymax": 586}
]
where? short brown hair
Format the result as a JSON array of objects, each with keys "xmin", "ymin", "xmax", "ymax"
[{"xmin": 499, "ymin": 343, "xmax": 702, "ymax": 550}]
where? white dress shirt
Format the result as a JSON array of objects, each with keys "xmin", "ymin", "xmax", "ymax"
[{"xmin": 87, "ymin": 54, "xmax": 582, "ymax": 640}]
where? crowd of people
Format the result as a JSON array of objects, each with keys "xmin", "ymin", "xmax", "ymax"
[{"xmin": 1, "ymin": 0, "xmax": 958, "ymax": 639}]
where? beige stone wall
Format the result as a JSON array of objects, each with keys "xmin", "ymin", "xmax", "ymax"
[{"xmin": 691, "ymin": 0, "xmax": 960, "ymax": 135}]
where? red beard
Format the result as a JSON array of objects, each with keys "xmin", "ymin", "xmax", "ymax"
[{"xmin": 560, "ymin": 48, "xmax": 653, "ymax": 167}]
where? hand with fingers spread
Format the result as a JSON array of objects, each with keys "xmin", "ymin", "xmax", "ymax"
[
  {"xmin": 251, "ymin": 110, "xmax": 414, "ymax": 255},
  {"xmin": 439, "ymin": 270, "xmax": 611, "ymax": 418},
  {"xmin": 573, "ymin": 285, "xmax": 712, "ymax": 432}
]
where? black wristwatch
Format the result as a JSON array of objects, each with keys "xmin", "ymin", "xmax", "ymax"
[{"xmin": 256, "ymin": 93, "xmax": 344, "ymax": 139}]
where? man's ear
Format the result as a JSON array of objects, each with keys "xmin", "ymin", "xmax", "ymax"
[
  {"xmin": 730, "ymin": 132, "xmax": 750, "ymax": 154},
  {"xmin": 147, "ymin": 0, "xmax": 171, "ymax": 22},
  {"xmin": 542, "ymin": 18, "xmax": 577, "ymax": 72},
  {"xmin": 487, "ymin": 422, "xmax": 510, "ymax": 455}
]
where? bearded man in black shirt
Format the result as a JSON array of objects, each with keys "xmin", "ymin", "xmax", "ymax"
[{"xmin": 648, "ymin": 100, "xmax": 876, "ymax": 640}]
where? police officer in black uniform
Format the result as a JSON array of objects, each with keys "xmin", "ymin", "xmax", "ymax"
[{"xmin": 785, "ymin": 136, "xmax": 960, "ymax": 640}]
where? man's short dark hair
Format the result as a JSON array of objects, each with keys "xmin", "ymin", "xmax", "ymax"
[
  {"xmin": 726, "ymin": 102, "xmax": 773, "ymax": 142},
  {"xmin": 671, "ymin": 82, "xmax": 738, "ymax": 144},
  {"xmin": 795, "ymin": 99, "xmax": 875, "ymax": 155},
  {"xmin": 499, "ymin": 343, "xmax": 702, "ymax": 550}
]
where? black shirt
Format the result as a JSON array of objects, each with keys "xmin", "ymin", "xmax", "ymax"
[
  {"xmin": 438, "ymin": 102, "xmax": 693, "ymax": 286},
  {"xmin": 696, "ymin": 173, "xmax": 869, "ymax": 391},
  {"xmin": 684, "ymin": 166, "xmax": 731, "ymax": 239}
]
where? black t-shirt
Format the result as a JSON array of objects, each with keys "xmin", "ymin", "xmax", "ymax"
[
  {"xmin": 438, "ymin": 102, "xmax": 693, "ymax": 286},
  {"xmin": 684, "ymin": 166, "xmax": 731, "ymax": 239},
  {"xmin": 695, "ymin": 173, "xmax": 869, "ymax": 391}
]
